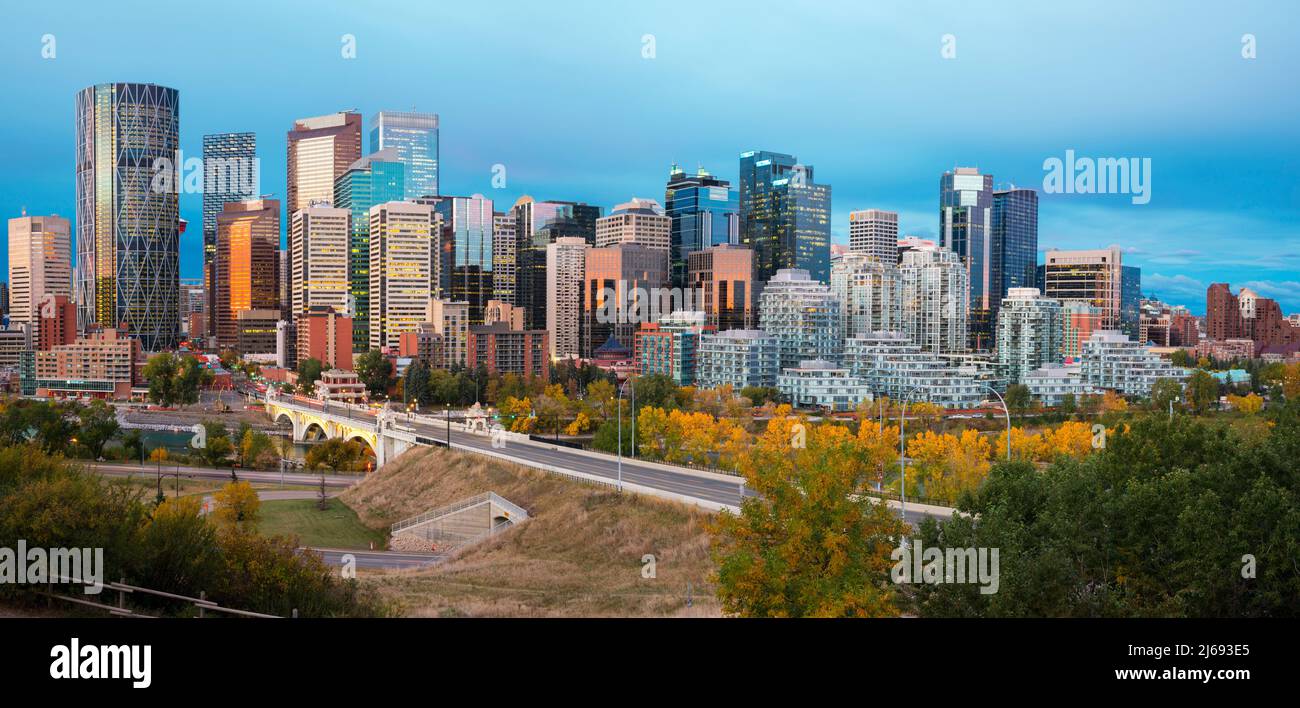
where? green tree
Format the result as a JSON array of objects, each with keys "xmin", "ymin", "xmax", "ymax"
[
  {"xmin": 1004, "ymin": 384, "xmax": 1033, "ymax": 413},
  {"xmin": 740, "ymin": 386, "xmax": 780, "ymax": 407},
  {"xmin": 403, "ymin": 360, "xmax": 432, "ymax": 407},
  {"xmin": 297, "ymin": 357, "xmax": 325, "ymax": 395},
  {"xmin": 76, "ymin": 399, "xmax": 120, "ymax": 459},
  {"xmin": 355, "ymin": 350, "xmax": 394, "ymax": 397},
  {"xmin": 143, "ymin": 352, "xmax": 211, "ymax": 407},
  {"xmin": 1150, "ymin": 377, "xmax": 1183, "ymax": 413},
  {"xmin": 1058, "ymin": 393, "xmax": 1078, "ymax": 417},
  {"xmin": 1170, "ymin": 349, "xmax": 1195, "ymax": 368},
  {"xmin": 196, "ymin": 421, "xmax": 234, "ymax": 469},
  {"xmin": 304, "ymin": 437, "xmax": 368, "ymax": 474},
  {"xmin": 1186, "ymin": 370, "xmax": 1219, "ymax": 414}
]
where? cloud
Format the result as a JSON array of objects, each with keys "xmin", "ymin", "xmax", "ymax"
[
  {"xmin": 1143, "ymin": 272, "xmax": 1207, "ymax": 307},
  {"xmin": 1240, "ymin": 280, "xmax": 1300, "ymax": 312}
]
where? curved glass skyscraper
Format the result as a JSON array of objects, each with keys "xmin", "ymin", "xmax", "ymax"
[{"xmin": 75, "ymin": 82, "xmax": 181, "ymax": 351}]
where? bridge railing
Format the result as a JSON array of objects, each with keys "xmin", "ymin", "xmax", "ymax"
[{"xmin": 390, "ymin": 491, "xmax": 529, "ymax": 536}]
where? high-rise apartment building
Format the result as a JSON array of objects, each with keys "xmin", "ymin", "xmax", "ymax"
[
  {"xmin": 8, "ymin": 214, "xmax": 72, "ymax": 345},
  {"xmin": 665, "ymin": 165, "xmax": 737, "ymax": 288},
  {"xmin": 739, "ymin": 150, "xmax": 832, "ymax": 283},
  {"xmin": 1206, "ymin": 282, "xmax": 1298, "ymax": 355},
  {"xmin": 939, "ymin": 167, "xmax": 994, "ymax": 350},
  {"xmin": 546, "ymin": 236, "xmax": 587, "ymax": 360},
  {"xmin": 595, "ymin": 198, "xmax": 671, "ymax": 251},
  {"xmin": 687, "ymin": 244, "xmax": 755, "ymax": 332},
  {"xmin": 696, "ymin": 329, "xmax": 779, "ymax": 390},
  {"xmin": 75, "ymin": 83, "xmax": 181, "ymax": 350},
  {"xmin": 214, "ymin": 199, "xmax": 280, "ymax": 349},
  {"xmin": 369, "ymin": 111, "xmax": 439, "ymax": 199},
  {"xmin": 427, "ymin": 299, "xmax": 469, "ymax": 368},
  {"xmin": 202, "ymin": 132, "xmax": 257, "ymax": 334},
  {"xmin": 368, "ymin": 202, "xmax": 434, "ymax": 350},
  {"xmin": 899, "ymin": 243, "xmax": 969, "ymax": 354},
  {"xmin": 996, "ymin": 287, "xmax": 1063, "ymax": 384},
  {"xmin": 1062, "ymin": 300, "xmax": 1105, "ymax": 360},
  {"xmin": 758, "ymin": 268, "xmax": 842, "ymax": 370},
  {"xmin": 492, "ymin": 212, "xmax": 518, "ymax": 306},
  {"xmin": 848, "ymin": 209, "xmax": 899, "ymax": 264},
  {"xmin": 334, "ymin": 150, "xmax": 405, "ymax": 349},
  {"xmin": 830, "ymin": 250, "xmax": 902, "ymax": 340}
]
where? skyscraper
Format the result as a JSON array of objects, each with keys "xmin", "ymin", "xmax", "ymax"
[
  {"xmin": 546, "ymin": 236, "xmax": 587, "ymax": 360},
  {"xmin": 583, "ymin": 243, "xmax": 669, "ymax": 355},
  {"xmin": 214, "ymin": 199, "xmax": 280, "ymax": 349},
  {"xmin": 1121, "ymin": 265, "xmax": 1142, "ymax": 339},
  {"xmin": 940, "ymin": 167, "xmax": 994, "ymax": 350},
  {"xmin": 687, "ymin": 244, "xmax": 755, "ymax": 332},
  {"xmin": 595, "ymin": 198, "xmax": 670, "ymax": 251},
  {"xmin": 739, "ymin": 150, "xmax": 832, "ymax": 283},
  {"xmin": 8, "ymin": 214, "xmax": 72, "ymax": 346},
  {"xmin": 370, "ymin": 111, "xmax": 439, "ymax": 199},
  {"xmin": 289, "ymin": 205, "xmax": 352, "ymax": 360},
  {"xmin": 368, "ymin": 202, "xmax": 434, "ymax": 350},
  {"xmin": 991, "ymin": 187, "xmax": 1038, "ymax": 308},
  {"xmin": 900, "ymin": 243, "xmax": 969, "ymax": 354},
  {"xmin": 514, "ymin": 197, "xmax": 601, "ymax": 330},
  {"xmin": 665, "ymin": 165, "xmax": 738, "ymax": 288},
  {"xmin": 1040, "ymin": 247, "xmax": 1126, "ymax": 333},
  {"xmin": 287, "ymin": 112, "xmax": 362, "ymax": 217},
  {"xmin": 996, "ymin": 287, "xmax": 1063, "ymax": 384},
  {"xmin": 431, "ymin": 194, "xmax": 494, "ymax": 324},
  {"xmin": 848, "ymin": 209, "xmax": 899, "ymax": 264},
  {"xmin": 202, "ymin": 132, "xmax": 257, "ymax": 336},
  {"xmin": 333, "ymin": 149, "xmax": 406, "ymax": 350},
  {"xmin": 75, "ymin": 82, "xmax": 181, "ymax": 350},
  {"xmin": 492, "ymin": 212, "xmax": 518, "ymax": 306}
]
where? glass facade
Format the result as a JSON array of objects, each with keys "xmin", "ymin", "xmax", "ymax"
[
  {"xmin": 665, "ymin": 165, "xmax": 738, "ymax": 288},
  {"xmin": 739, "ymin": 150, "xmax": 831, "ymax": 283},
  {"xmin": 202, "ymin": 132, "xmax": 257, "ymax": 337},
  {"xmin": 991, "ymin": 187, "xmax": 1038, "ymax": 311},
  {"xmin": 940, "ymin": 168, "xmax": 994, "ymax": 351},
  {"xmin": 431, "ymin": 194, "xmax": 494, "ymax": 324},
  {"xmin": 334, "ymin": 153, "xmax": 406, "ymax": 350},
  {"xmin": 515, "ymin": 198, "xmax": 600, "ymax": 330},
  {"xmin": 75, "ymin": 82, "xmax": 181, "ymax": 351},
  {"xmin": 370, "ymin": 111, "xmax": 439, "ymax": 199}
]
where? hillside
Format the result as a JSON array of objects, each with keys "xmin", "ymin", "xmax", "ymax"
[{"xmin": 341, "ymin": 446, "xmax": 721, "ymax": 617}]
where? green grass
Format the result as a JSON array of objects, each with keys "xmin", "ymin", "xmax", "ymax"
[{"xmin": 258, "ymin": 498, "xmax": 388, "ymax": 550}]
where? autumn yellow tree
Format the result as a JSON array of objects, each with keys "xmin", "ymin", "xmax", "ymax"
[
  {"xmin": 907, "ymin": 429, "xmax": 992, "ymax": 504},
  {"xmin": 1228, "ymin": 393, "xmax": 1264, "ymax": 415},
  {"xmin": 995, "ymin": 426, "xmax": 1044, "ymax": 462},
  {"xmin": 1040, "ymin": 420, "xmax": 1095, "ymax": 459},
  {"xmin": 1283, "ymin": 362, "xmax": 1300, "ymax": 401},
  {"xmin": 212, "ymin": 481, "xmax": 261, "ymax": 530},
  {"xmin": 710, "ymin": 419, "xmax": 909, "ymax": 617},
  {"xmin": 1100, "ymin": 390, "xmax": 1129, "ymax": 413}
]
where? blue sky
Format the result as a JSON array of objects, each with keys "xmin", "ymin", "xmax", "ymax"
[{"xmin": 3, "ymin": 0, "xmax": 1298, "ymax": 314}]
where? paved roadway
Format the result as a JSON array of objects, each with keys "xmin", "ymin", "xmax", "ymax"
[
  {"xmin": 90, "ymin": 462, "xmax": 363, "ymax": 489},
  {"xmin": 307, "ymin": 547, "xmax": 444, "ymax": 570},
  {"xmin": 274, "ymin": 396, "xmax": 953, "ymax": 526}
]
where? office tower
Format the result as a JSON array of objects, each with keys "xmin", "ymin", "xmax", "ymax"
[
  {"xmin": 687, "ymin": 243, "xmax": 755, "ymax": 331},
  {"xmin": 484, "ymin": 300, "xmax": 526, "ymax": 329},
  {"xmin": 368, "ymin": 202, "xmax": 434, "ymax": 350},
  {"xmin": 583, "ymin": 243, "xmax": 669, "ymax": 356},
  {"xmin": 428, "ymin": 299, "xmax": 469, "ymax": 368},
  {"xmin": 595, "ymin": 198, "xmax": 671, "ymax": 251},
  {"xmin": 431, "ymin": 194, "xmax": 494, "ymax": 323},
  {"xmin": 334, "ymin": 149, "xmax": 406, "ymax": 349},
  {"xmin": 996, "ymin": 287, "xmax": 1063, "ymax": 384},
  {"xmin": 739, "ymin": 150, "xmax": 832, "ymax": 283},
  {"xmin": 1062, "ymin": 300, "xmax": 1105, "ymax": 360},
  {"xmin": 235, "ymin": 309, "xmax": 279, "ymax": 355},
  {"xmin": 202, "ymin": 132, "xmax": 257, "ymax": 334},
  {"xmin": 514, "ymin": 197, "xmax": 601, "ymax": 330},
  {"xmin": 8, "ymin": 214, "xmax": 72, "ymax": 345},
  {"xmin": 830, "ymin": 250, "xmax": 903, "ymax": 340},
  {"xmin": 287, "ymin": 112, "xmax": 362, "ymax": 217},
  {"xmin": 939, "ymin": 167, "xmax": 994, "ymax": 350},
  {"xmin": 899, "ymin": 243, "xmax": 969, "ymax": 354},
  {"xmin": 757, "ymin": 268, "xmax": 843, "ymax": 370},
  {"xmin": 0, "ymin": 282, "xmax": 8, "ymax": 318},
  {"xmin": 179, "ymin": 279, "xmax": 205, "ymax": 337},
  {"xmin": 289, "ymin": 205, "xmax": 351, "ymax": 361},
  {"xmin": 370, "ymin": 111, "xmax": 439, "ymax": 199},
  {"xmin": 75, "ymin": 82, "xmax": 181, "ymax": 350},
  {"xmin": 546, "ymin": 236, "xmax": 587, "ymax": 360},
  {"xmin": 665, "ymin": 165, "xmax": 738, "ymax": 288},
  {"xmin": 214, "ymin": 199, "xmax": 280, "ymax": 349},
  {"xmin": 991, "ymin": 187, "xmax": 1038, "ymax": 308},
  {"xmin": 492, "ymin": 212, "xmax": 518, "ymax": 305},
  {"xmin": 1040, "ymin": 247, "xmax": 1126, "ymax": 332},
  {"xmin": 1120, "ymin": 265, "xmax": 1141, "ymax": 339},
  {"xmin": 697, "ymin": 329, "xmax": 780, "ymax": 390},
  {"xmin": 848, "ymin": 209, "xmax": 899, "ymax": 263}
]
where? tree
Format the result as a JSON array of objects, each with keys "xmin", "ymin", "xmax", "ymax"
[
  {"xmin": 304, "ymin": 437, "xmax": 368, "ymax": 474},
  {"xmin": 297, "ymin": 357, "xmax": 325, "ymax": 395},
  {"xmin": 76, "ymin": 400, "xmax": 120, "ymax": 459},
  {"xmin": 218, "ymin": 349, "xmax": 239, "ymax": 370},
  {"xmin": 1228, "ymin": 392, "xmax": 1264, "ymax": 415},
  {"xmin": 1150, "ymin": 378, "xmax": 1183, "ymax": 413},
  {"xmin": 1058, "ymin": 393, "xmax": 1078, "ymax": 417},
  {"xmin": 740, "ymin": 386, "xmax": 780, "ymax": 407},
  {"xmin": 1186, "ymin": 370, "xmax": 1219, "ymax": 414},
  {"xmin": 1004, "ymin": 384, "xmax": 1033, "ymax": 414},
  {"xmin": 403, "ymin": 360, "xmax": 432, "ymax": 407},
  {"xmin": 143, "ymin": 352, "xmax": 211, "ymax": 407},
  {"xmin": 196, "ymin": 421, "xmax": 234, "ymax": 469},
  {"xmin": 120, "ymin": 428, "xmax": 145, "ymax": 463},
  {"xmin": 239, "ymin": 429, "xmax": 276, "ymax": 469},
  {"xmin": 212, "ymin": 481, "xmax": 261, "ymax": 530},
  {"xmin": 1100, "ymin": 390, "xmax": 1129, "ymax": 413},
  {"xmin": 1169, "ymin": 349, "xmax": 1194, "ymax": 368},
  {"xmin": 355, "ymin": 350, "xmax": 394, "ymax": 397},
  {"xmin": 710, "ymin": 419, "xmax": 909, "ymax": 617}
]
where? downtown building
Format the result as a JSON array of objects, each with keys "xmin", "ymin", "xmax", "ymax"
[
  {"xmin": 546, "ymin": 236, "xmax": 587, "ymax": 360},
  {"xmin": 513, "ymin": 197, "xmax": 601, "ymax": 331},
  {"xmin": 831, "ymin": 250, "xmax": 903, "ymax": 340},
  {"xmin": 1079, "ymin": 330, "xmax": 1189, "ymax": 397},
  {"xmin": 995, "ymin": 287, "xmax": 1063, "ymax": 384},
  {"xmin": 201, "ymin": 132, "xmax": 257, "ymax": 335},
  {"xmin": 595, "ymin": 198, "xmax": 671, "ymax": 251},
  {"xmin": 370, "ymin": 111, "xmax": 439, "ymax": 199},
  {"xmin": 491, "ymin": 211, "xmax": 518, "ymax": 306},
  {"xmin": 899, "ymin": 243, "xmax": 968, "ymax": 354},
  {"xmin": 844, "ymin": 332, "xmax": 984, "ymax": 409},
  {"xmin": 1063, "ymin": 300, "xmax": 1106, "ymax": 361},
  {"xmin": 7, "ymin": 213, "xmax": 72, "ymax": 347},
  {"xmin": 758, "ymin": 268, "xmax": 842, "ymax": 370},
  {"xmin": 990, "ymin": 187, "xmax": 1039, "ymax": 316},
  {"xmin": 31, "ymin": 328, "xmax": 143, "ymax": 400},
  {"xmin": 634, "ymin": 311, "xmax": 714, "ymax": 386},
  {"xmin": 427, "ymin": 299, "xmax": 469, "ymax": 369},
  {"xmin": 739, "ymin": 150, "xmax": 832, "ymax": 283},
  {"xmin": 582, "ymin": 243, "xmax": 669, "ymax": 357},
  {"xmin": 334, "ymin": 149, "xmax": 406, "ymax": 350},
  {"xmin": 213, "ymin": 199, "xmax": 280, "ymax": 350},
  {"xmin": 696, "ymin": 329, "xmax": 779, "ymax": 390},
  {"xmin": 939, "ymin": 167, "xmax": 994, "ymax": 350},
  {"xmin": 1038, "ymin": 247, "xmax": 1140, "ymax": 338},
  {"xmin": 1206, "ymin": 283, "xmax": 1298, "ymax": 356},
  {"xmin": 687, "ymin": 243, "xmax": 755, "ymax": 332},
  {"xmin": 665, "ymin": 165, "xmax": 738, "ymax": 288},
  {"xmin": 468, "ymin": 322, "xmax": 548, "ymax": 382},
  {"xmin": 848, "ymin": 209, "xmax": 899, "ymax": 264},
  {"xmin": 368, "ymin": 202, "xmax": 434, "ymax": 351},
  {"xmin": 75, "ymin": 82, "xmax": 181, "ymax": 350},
  {"xmin": 289, "ymin": 205, "xmax": 352, "ymax": 365},
  {"xmin": 777, "ymin": 360, "xmax": 869, "ymax": 412},
  {"xmin": 429, "ymin": 194, "xmax": 494, "ymax": 324}
]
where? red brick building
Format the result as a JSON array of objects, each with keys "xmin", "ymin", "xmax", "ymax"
[
  {"xmin": 467, "ymin": 322, "xmax": 548, "ymax": 382},
  {"xmin": 37, "ymin": 294, "xmax": 76, "ymax": 351},
  {"xmin": 1206, "ymin": 283, "xmax": 1297, "ymax": 356}
]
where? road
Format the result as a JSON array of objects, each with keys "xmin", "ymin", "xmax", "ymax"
[
  {"xmin": 275, "ymin": 396, "xmax": 954, "ymax": 525},
  {"xmin": 306, "ymin": 547, "xmax": 444, "ymax": 570},
  {"xmin": 90, "ymin": 462, "xmax": 363, "ymax": 489}
]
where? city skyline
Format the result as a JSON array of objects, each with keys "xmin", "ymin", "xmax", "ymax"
[{"xmin": 1, "ymin": 1, "xmax": 1298, "ymax": 316}]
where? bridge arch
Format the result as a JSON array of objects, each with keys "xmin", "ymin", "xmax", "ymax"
[{"xmin": 302, "ymin": 422, "xmax": 327, "ymax": 442}]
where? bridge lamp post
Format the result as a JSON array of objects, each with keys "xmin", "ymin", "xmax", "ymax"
[
  {"xmin": 617, "ymin": 377, "xmax": 636, "ymax": 493},
  {"xmin": 983, "ymin": 383, "xmax": 1012, "ymax": 462}
]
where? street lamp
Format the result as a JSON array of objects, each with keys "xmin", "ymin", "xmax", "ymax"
[
  {"xmin": 983, "ymin": 383, "xmax": 1011, "ymax": 462},
  {"xmin": 1169, "ymin": 395, "xmax": 1180, "ymax": 422},
  {"xmin": 897, "ymin": 386, "xmax": 928, "ymax": 528},
  {"xmin": 616, "ymin": 377, "xmax": 636, "ymax": 492},
  {"xmin": 445, "ymin": 403, "xmax": 451, "ymax": 449}
]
